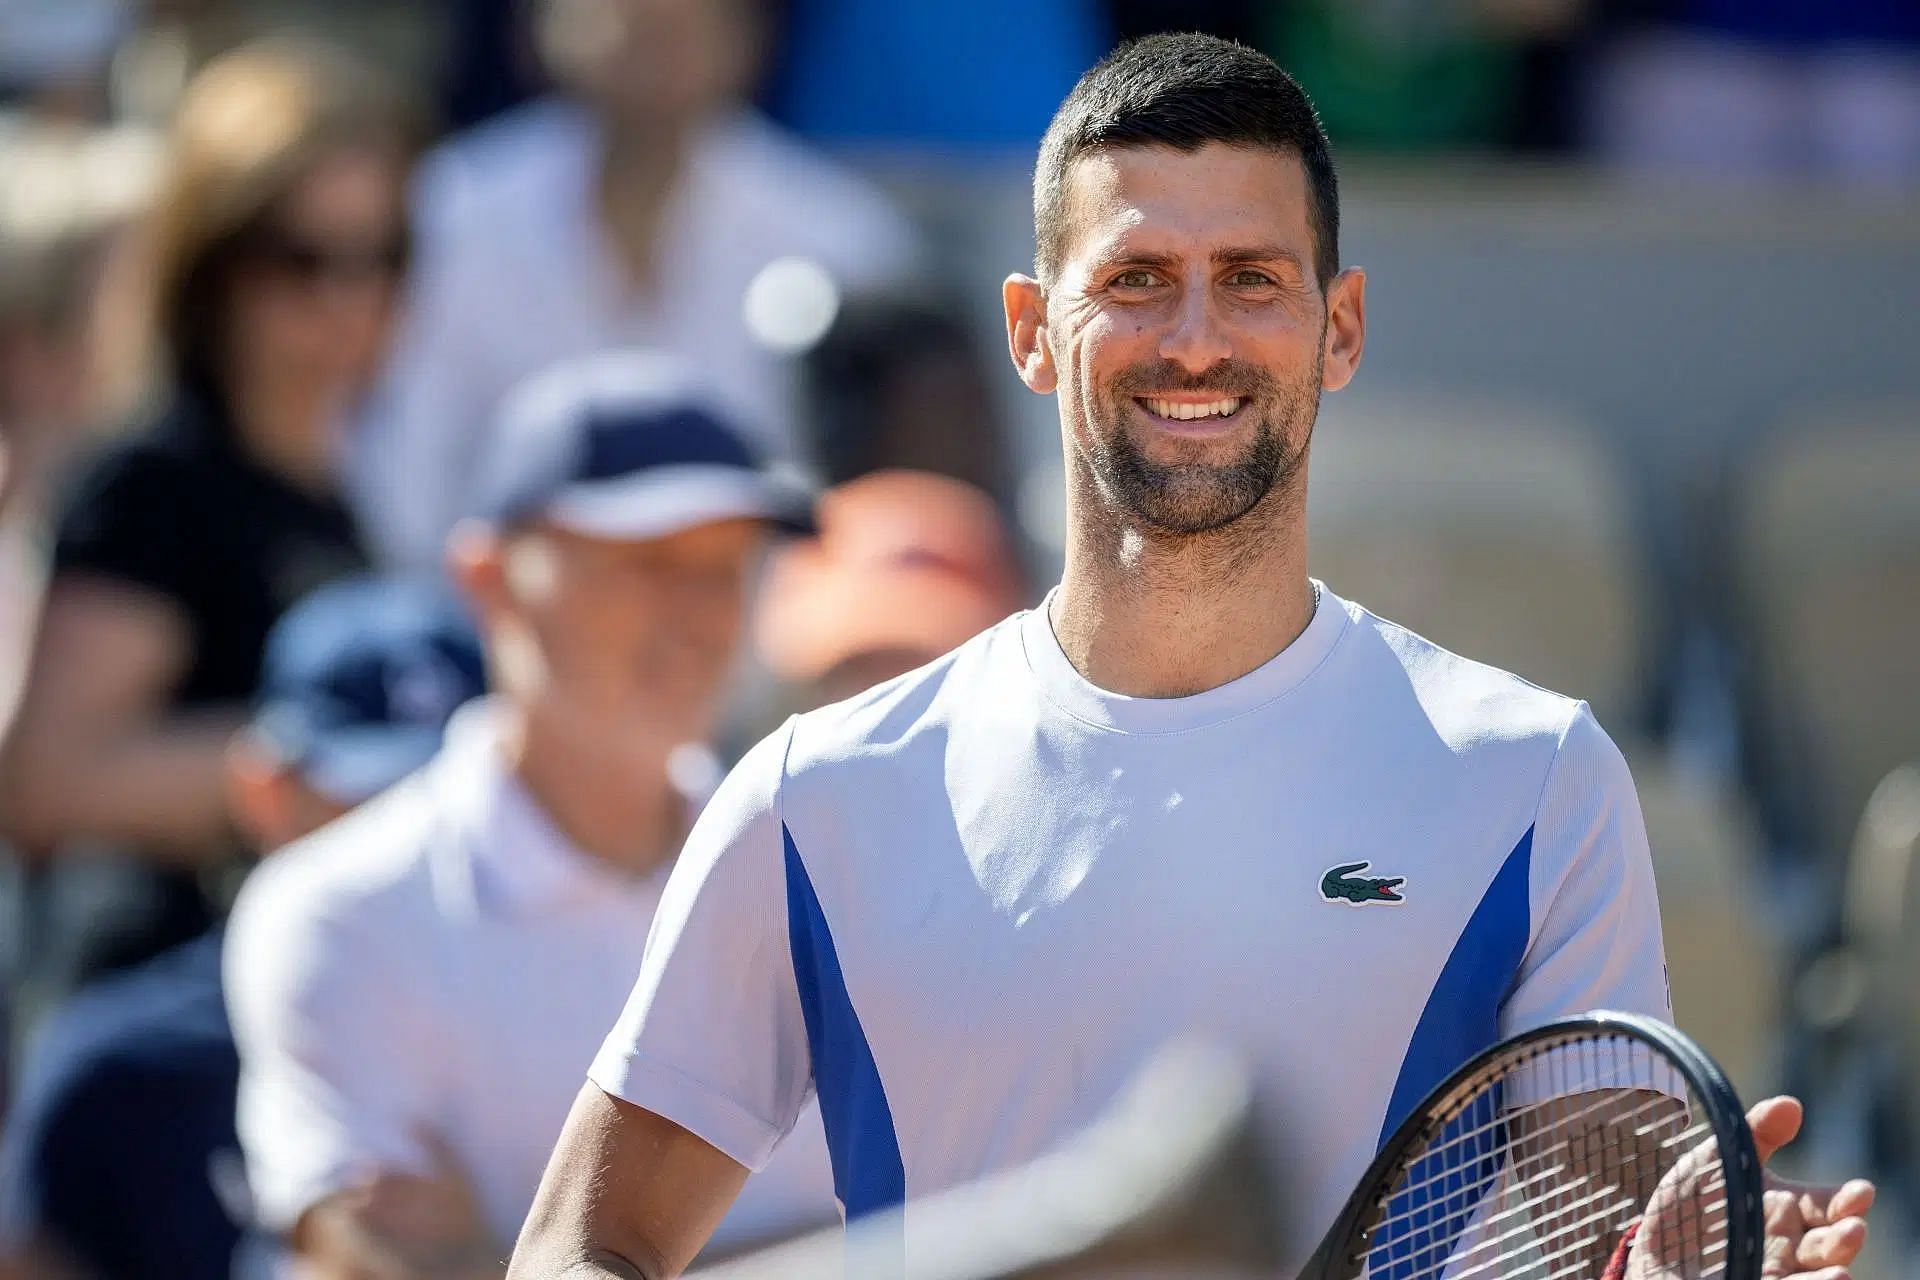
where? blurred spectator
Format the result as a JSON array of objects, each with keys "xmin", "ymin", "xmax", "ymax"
[
  {"xmin": 1591, "ymin": 0, "xmax": 1920, "ymax": 185},
  {"xmin": 797, "ymin": 297, "xmax": 1016, "ymax": 508},
  {"xmin": 0, "ymin": 0, "xmax": 131, "ymax": 123},
  {"xmin": 0, "ymin": 122, "xmax": 158, "ymax": 738},
  {"xmin": 0, "ymin": 575, "xmax": 483, "ymax": 1280},
  {"xmin": 756, "ymin": 470, "xmax": 1028, "ymax": 709},
  {"xmin": 350, "ymin": 0, "xmax": 921, "ymax": 571},
  {"xmin": 226, "ymin": 353, "xmax": 837, "ymax": 1277},
  {"xmin": 0, "ymin": 40, "xmax": 418, "ymax": 994},
  {"xmin": 762, "ymin": 0, "xmax": 1106, "ymax": 151}
]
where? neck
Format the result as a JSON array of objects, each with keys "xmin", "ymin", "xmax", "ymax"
[
  {"xmin": 1050, "ymin": 461, "xmax": 1316, "ymax": 699},
  {"xmin": 594, "ymin": 115, "xmax": 695, "ymax": 289},
  {"xmin": 222, "ymin": 372, "xmax": 341, "ymax": 494},
  {"xmin": 500, "ymin": 699, "xmax": 685, "ymax": 876}
]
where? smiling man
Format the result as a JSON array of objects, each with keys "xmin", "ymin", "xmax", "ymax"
[{"xmin": 509, "ymin": 35, "xmax": 1873, "ymax": 1279}]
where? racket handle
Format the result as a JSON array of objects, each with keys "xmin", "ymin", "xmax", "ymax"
[{"xmin": 1600, "ymin": 1221, "xmax": 1640, "ymax": 1280}]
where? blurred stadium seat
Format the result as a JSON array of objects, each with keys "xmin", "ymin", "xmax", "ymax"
[
  {"xmin": 1841, "ymin": 764, "xmax": 1920, "ymax": 1223},
  {"xmin": 1734, "ymin": 405, "xmax": 1920, "ymax": 870},
  {"xmin": 691, "ymin": 1042, "xmax": 1283, "ymax": 1280},
  {"xmin": 1627, "ymin": 748, "xmax": 1778, "ymax": 1098},
  {"xmin": 1307, "ymin": 393, "xmax": 1644, "ymax": 732}
]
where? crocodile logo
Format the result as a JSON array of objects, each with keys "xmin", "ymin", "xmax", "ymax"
[{"xmin": 1321, "ymin": 860, "xmax": 1406, "ymax": 906}]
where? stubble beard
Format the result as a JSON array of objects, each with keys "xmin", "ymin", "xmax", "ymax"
[{"xmin": 1082, "ymin": 354, "xmax": 1322, "ymax": 539}]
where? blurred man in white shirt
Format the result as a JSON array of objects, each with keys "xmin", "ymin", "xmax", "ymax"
[
  {"xmin": 227, "ymin": 353, "xmax": 838, "ymax": 1277},
  {"xmin": 351, "ymin": 0, "xmax": 921, "ymax": 569}
]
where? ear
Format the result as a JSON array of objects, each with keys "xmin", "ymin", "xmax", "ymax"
[
  {"xmin": 1320, "ymin": 267, "xmax": 1367, "ymax": 393},
  {"xmin": 1002, "ymin": 274, "xmax": 1057, "ymax": 395},
  {"xmin": 225, "ymin": 734, "xmax": 291, "ymax": 854},
  {"xmin": 446, "ymin": 519, "xmax": 508, "ymax": 618}
]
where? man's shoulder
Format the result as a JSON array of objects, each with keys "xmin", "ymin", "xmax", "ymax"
[
  {"xmin": 783, "ymin": 613, "xmax": 1025, "ymax": 777},
  {"xmin": 1339, "ymin": 595, "xmax": 1591, "ymax": 757},
  {"xmin": 227, "ymin": 775, "xmax": 445, "ymax": 948}
]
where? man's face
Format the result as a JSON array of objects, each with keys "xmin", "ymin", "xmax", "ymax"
[
  {"xmin": 542, "ymin": 0, "xmax": 752, "ymax": 129},
  {"xmin": 1012, "ymin": 143, "xmax": 1362, "ymax": 536},
  {"xmin": 489, "ymin": 518, "xmax": 762, "ymax": 743}
]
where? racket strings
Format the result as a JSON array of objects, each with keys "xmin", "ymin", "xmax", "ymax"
[
  {"xmin": 1426, "ymin": 1165, "xmax": 1730, "ymax": 1280},
  {"xmin": 1356, "ymin": 1034, "xmax": 1732, "ymax": 1280},
  {"xmin": 1373, "ymin": 1041, "xmax": 1673, "ymax": 1179},
  {"xmin": 1378, "ymin": 1145, "xmax": 1697, "ymax": 1280},
  {"xmin": 1372, "ymin": 1087, "xmax": 1692, "ymax": 1221},
  {"xmin": 1370, "ymin": 1139, "xmax": 1729, "ymax": 1280}
]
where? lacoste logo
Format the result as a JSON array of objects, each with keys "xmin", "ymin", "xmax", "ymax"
[{"xmin": 1321, "ymin": 860, "xmax": 1406, "ymax": 906}]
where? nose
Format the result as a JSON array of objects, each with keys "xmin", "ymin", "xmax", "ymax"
[{"xmin": 1157, "ymin": 281, "xmax": 1232, "ymax": 374}]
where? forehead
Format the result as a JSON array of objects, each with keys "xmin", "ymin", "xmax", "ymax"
[
  {"xmin": 280, "ymin": 147, "xmax": 402, "ymax": 229},
  {"xmin": 1056, "ymin": 142, "xmax": 1314, "ymax": 269},
  {"xmin": 541, "ymin": 517, "xmax": 763, "ymax": 561}
]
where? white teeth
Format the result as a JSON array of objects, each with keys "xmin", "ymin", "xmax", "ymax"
[{"xmin": 1145, "ymin": 397, "xmax": 1243, "ymax": 421}]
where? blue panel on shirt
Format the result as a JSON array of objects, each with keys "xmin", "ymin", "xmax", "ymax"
[
  {"xmin": 783, "ymin": 824, "xmax": 905, "ymax": 1221},
  {"xmin": 1369, "ymin": 826, "xmax": 1534, "ymax": 1277}
]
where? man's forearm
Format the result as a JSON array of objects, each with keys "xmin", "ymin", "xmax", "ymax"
[
  {"xmin": 575, "ymin": 1251, "xmax": 658, "ymax": 1280},
  {"xmin": 507, "ymin": 1243, "xmax": 669, "ymax": 1280}
]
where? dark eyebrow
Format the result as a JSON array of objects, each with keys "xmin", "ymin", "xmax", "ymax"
[
  {"xmin": 1092, "ymin": 245, "xmax": 1308, "ymax": 275},
  {"xmin": 1212, "ymin": 244, "xmax": 1306, "ymax": 270},
  {"xmin": 1097, "ymin": 248, "xmax": 1181, "ymax": 271}
]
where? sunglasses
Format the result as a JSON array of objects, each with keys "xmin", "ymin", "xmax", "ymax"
[{"xmin": 241, "ymin": 230, "xmax": 410, "ymax": 286}]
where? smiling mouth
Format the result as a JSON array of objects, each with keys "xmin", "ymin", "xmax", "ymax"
[{"xmin": 1137, "ymin": 396, "xmax": 1246, "ymax": 422}]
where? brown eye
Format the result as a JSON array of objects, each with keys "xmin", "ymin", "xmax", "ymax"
[
  {"xmin": 1114, "ymin": 269, "xmax": 1158, "ymax": 289},
  {"xmin": 1228, "ymin": 269, "xmax": 1275, "ymax": 287}
]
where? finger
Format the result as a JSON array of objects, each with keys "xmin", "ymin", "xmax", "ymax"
[
  {"xmin": 1762, "ymin": 1193, "xmax": 1807, "ymax": 1279},
  {"xmin": 1826, "ymin": 1180, "xmax": 1876, "ymax": 1220},
  {"xmin": 1747, "ymin": 1095, "xmax": 1805, "ymax": 1164},
  {"xmin": 1795, "ymin": 1218, "xmax": 1868, "ymax": 1268}
]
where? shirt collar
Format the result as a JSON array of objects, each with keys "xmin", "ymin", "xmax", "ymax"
[
  {"xmin": 1019, "ymin": 579, "xmax": 1349, "ymax": 735},
  {"xmin": 426, "ymin": 699, "xmax": 711, "ymax": 916}
]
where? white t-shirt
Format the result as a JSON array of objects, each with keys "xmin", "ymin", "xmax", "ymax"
[
  {"xmin": 348, "ymin": 98, "xmax": 921, "ymax": 570},
  {"xmin": 224, "ymin": 703, "xmax": 837, "ymax": 1254},
  {"xmin": 589, "ymin": 585, "xmax": 1671, "ymax": 1269}
]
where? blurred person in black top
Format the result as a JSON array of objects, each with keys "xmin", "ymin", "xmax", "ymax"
[
  {"xmin": 0, "ymin": 576, "xmax": 485, "ymax": 1280},
  {"xmin": 0, "ymin": 40, "xmax": 419, "ymax": 996}
]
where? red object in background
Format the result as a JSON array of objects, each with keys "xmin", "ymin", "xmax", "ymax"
[{"xmin": 755, "ymin": 469, "xmax": 1027, "ymax": 686}]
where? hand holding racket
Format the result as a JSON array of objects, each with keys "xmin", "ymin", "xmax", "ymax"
[
  {"xmin": 1622, "ymin": 1095, "xmax": 1873, "ymax": 1280},
  {"xmin": 1302, "ymin": 1012, "xmax": 1875, "ymax": 1280}
]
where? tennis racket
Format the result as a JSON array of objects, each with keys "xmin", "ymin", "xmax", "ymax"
[{"xmin": 1299, "ymin": 1010, "xmax": 1764, "ymax": 1280}]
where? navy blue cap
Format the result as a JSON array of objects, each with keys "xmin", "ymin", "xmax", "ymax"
[
  {"xmin": 252, "ymin": 577, "xmax": 486, "ymax": 803},
  {"xmin": 474, "ymin": 351, "xmax": 816, "ymax": 539}
]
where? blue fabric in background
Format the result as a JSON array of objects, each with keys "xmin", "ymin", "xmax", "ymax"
[
  {"xmin": 1682, "ymin": 0, "xmax": 1920, "ymax": 47},
  {"xmin": 0, "ymin": 932, "xmax": 247, "ymax": 1278},
  {"xmin": 765, "ymin": 0, "xmax": 1110, "ymax": 150}
]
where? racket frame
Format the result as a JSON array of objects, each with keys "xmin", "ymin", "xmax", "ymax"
[{"xmin": 1298, "ymin": 1010, "xmax": 1765, "ymax": 1280}]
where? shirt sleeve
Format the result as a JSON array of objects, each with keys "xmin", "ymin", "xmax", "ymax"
[
  {"xmin": 50, "ymin": 444, "xmax": 203, "ymax": 611},
  {"xmin": 1503, "ymin": 703, "xmax": 1673, "ymax": 1038},
  {"xmin": 223, "ymin": 857, "xmax": 441, "ymax": 1232},
  {"xmin": 588, "ymin": 721, "xmax": 814, "ymax": 1172}
]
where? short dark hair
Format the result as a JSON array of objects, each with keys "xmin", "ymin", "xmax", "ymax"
[{"xmin": 1033, "ymin": 33, "xmax": 1339, "ymax": 288}]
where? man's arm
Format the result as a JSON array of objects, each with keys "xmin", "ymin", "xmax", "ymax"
[{"xmin": 509, "ymin": 1085, "xmax": 751, "ymax": 1280}]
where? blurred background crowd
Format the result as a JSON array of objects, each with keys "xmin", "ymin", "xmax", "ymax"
[{"xmin": 0, "ymin": 0, "xmax": 1915, "ymax": 1276}]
